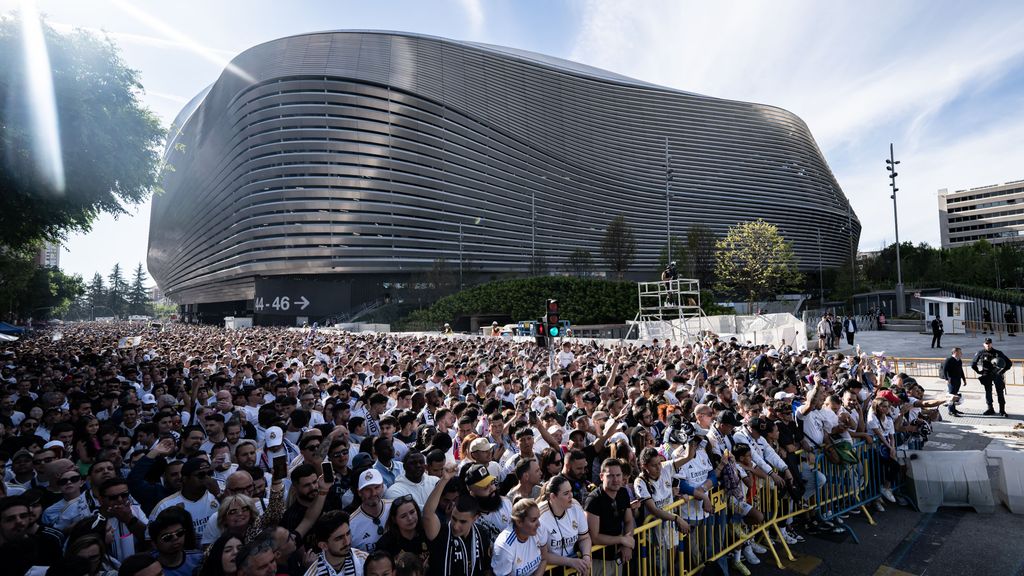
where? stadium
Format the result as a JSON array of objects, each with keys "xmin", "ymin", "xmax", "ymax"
[{"xmin": 148, "ymin": 31, "xmax": 860, "ymax": 324}]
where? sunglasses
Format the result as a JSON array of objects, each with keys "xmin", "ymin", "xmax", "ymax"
[
  {"xmin": 305, "ymin": 444, "xmax": 321, "ymax": 451},
  {"xmin": 370, "ymin": 515, "xmax": 385, "ymax": 536},
  {"xmin": 159, "ymin": 528, "xmax": 186, "ymax": 543},
  {"xmin": 34, "ymin": 456, "xmax": 56, "ymax": 465},
  {"xmin": 393, "ymin": 494, "xmax": 415, "ymax": 506},
  {"xmin": 191, "ymin": 470, "xmax": 211, "ymax": 479},
  {"xmin": 58, "ymin": 475, "xmax": 83, "ymax": 486},
  {"xmin": 329, "ymin": 452, "xmax": 348, "ymax": 459},
  {"xmin": 104, "ymin": 491, "xmax": 131, "ymax": 501}
]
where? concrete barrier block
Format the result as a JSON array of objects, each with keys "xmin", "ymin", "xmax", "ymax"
[
  {"xmin": 906, "ymin": 451, "xmax": 996, "ymax": 514},
  {"xmin": 985, "ymin": 449, "xmax": 1024, "ymax": 514}
]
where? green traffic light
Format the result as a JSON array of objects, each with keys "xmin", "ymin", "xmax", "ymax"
[{"xmin": 548, "ymin": 326, "xmax": 559, "ymax": 337}]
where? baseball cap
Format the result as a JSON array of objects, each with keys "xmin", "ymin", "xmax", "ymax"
[
  {"xmin": 141, "ymin": 393, "xmax": 157, "ymax": 405},
  {"xmin": 773, "ymin": 391, "xmax": 795, "ymax": 401},
  {"xmin": 358, "ymin": 468, "xmax": 384, "ymax": 491},
  {"xmin": 43, "ymin": 440, "xmax": 66, "ymax": 453},
  {"xmin": 468, "ymin": 437, "xmax": 495, "ymax": 453},
  {"xmin": 265, "ymin": 426, "xmax": 284, "ymax": 448},
  {"xmin": 767, "ymin": 349, "xmax": 780, "ymax": 358},
  {"xmin": 984, "ymin": 337, "xmax": 993, "ymax": 344},
  {"xmin": 878, "ymin": 390, "xmax": 901, "ymax": 405},
  {"xmin": 463, "ymin": 463, "xmax": 495, "ymax": 489},
  {"xmin": 677, "ymin": 421, "xmax": 707, "ymax": 444},
  {"xmin": 12, "ymin": 448, "xmax": 33, "ymax": 461},
  {"xmin": 350, "ymin": 452, "xmax": 374, "ymax": 471}
]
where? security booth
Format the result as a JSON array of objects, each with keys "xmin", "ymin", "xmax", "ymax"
[{"xmin": 921, "ymin": 296, "xmax": 972, "ymax": 334}]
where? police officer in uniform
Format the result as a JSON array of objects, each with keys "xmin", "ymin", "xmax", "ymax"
[{"xmin": 971, "ymin": 338, "xmax": 1012, "ymax": 417}]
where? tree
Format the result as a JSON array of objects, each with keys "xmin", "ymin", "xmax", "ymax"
[
  {"xmin": 567, "ymin": 248, "xmax": 593, "ymax": 277},
  {"xmin": 600, "ymin": 215, "xmax": 636, "ymax": 279},
  {"xmin": 0, "ymin": 15, "xmax": 165, "ymax": 250},
  {"xmin": 128, "ymin": 262, "xmax": 151, "ymax": 316},
  {"xmin": 0, "ymin": 245, "xmax": 39, "ymax": 321},
  {"xmin": 20, "ymin": 267, "xmax": 84, "ymax": 319},
  {"xmin": 687, "ymin": 224, "xmax": 717, "ymax": 288},
  {"xmin": 108, "ymin": 263, "xmax": 128, "ymax": 317},
  {"xmin": 85, "ymin": 273, "xmax": 106, "ymax": 315},
  {"xmin": 528, "ymin": 249, "xmax": 549, "ymax": 277},
  {"xmin": 657, "ymin": 236, "xmax": 687, "ymax": 275},
  {"xmin": 715, "ymin": 219, "xmax": 801, "ymax": 307}
]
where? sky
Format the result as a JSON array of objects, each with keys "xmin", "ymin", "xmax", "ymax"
[{"xmin": 5, "ymin": 0, "xmax": 1024, "ymax": 284}]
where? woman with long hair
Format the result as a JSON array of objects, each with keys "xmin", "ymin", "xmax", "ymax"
[
  {"xmin": 492, "ymin": 498, "xmax": 547, "ymax": 576},
  {"xmin": 197, "ymin": 534, "xmax": 242, "ymax": 576},
  {"xmin": 538, "ymin": 447, "xmax": 563, "ymax": 482},
  {"xmin": 376, "ymin": 494, "xmax": 429, "ymax": 563},
  {"xmin": 536, "ymin": 476, "xmax": 591, "ymax": 576},
  {"xmin": 74, "ymin": 416, "xmax": 102, "ymax": 474}
]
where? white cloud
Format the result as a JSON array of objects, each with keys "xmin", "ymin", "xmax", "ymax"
[
  {"xmin": 457, "ymin": 0, "xmax": 485, "ymax": 38},
  {"xmin": 569, "ymin": 0, "xmax": 1024, "ymax": 248},
  {"xmin": 49, "ymin": 21, "xmax": 239, "ymax": 58}
]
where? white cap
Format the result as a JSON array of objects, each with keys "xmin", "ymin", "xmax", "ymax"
[
  {"xmin": 141, "ymin": 393, "xmax": 157, "ymax": 405},
  {"xmin": 773, "ymin": 391, "xmax": 795, "ymax": 401},
  {"xmin": 358, "ymin": 468, "xmax": 384, "ymax": 491},
  {"xmin": 43, "ymin": 440, "xmax": 66, "ymax": 452},
  {"xmin": 265, "ymin": 426, "xmax": 284, "ymax": 448}
]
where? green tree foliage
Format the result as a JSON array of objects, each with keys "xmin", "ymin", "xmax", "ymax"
[
  {"xmin": 657, "ymin": 235, "xmax": 687, "ymax": 275},
  {"xmin": 715, "ymin": 219, "xmax": 801, "ymax": 305},
  {"xmin": 566, "ymin": 248, "xmax": 593, "ymax": 277},
  {"xmin": 0, "ymin": 245, "xmax": 84, "ymax": 321},
  {"xmin": 399, "ymin": 277, "xmax": 637, "ymax": 330},
  {"xmin": 0, "ymin": 247, "xmax": 37, "ymax": 320},
  {"xmin": 107, "ymin": 263, "xmax": 128, "ymax": 317},
  {"xmin": 128, "ymin": 262, "xmax": 151, "ymax": 316},
  {"xmin": 397, "ymin": 276, "xmax": 733, "ymax": 330},
  {"xmin": 0, "ymin": 15, "xmax": 165, "ymax": 250},
  {"xmin": 686, "ymin": 223, "xmax": 718, "ymax": 288},
  {"xmin": 858, "ymin": 239, "xmax": 1024, "ymax": 294},
  {"xmin": 600, "ymin": 215, "xmax": 636, "ymax": 279},
  {"xmin": 22, "ymin": 267, "xmax": 84, "ymax": 319},
  {"xmin": 86, "ymin": 272, "xmax": 106, "ymax": 311}
]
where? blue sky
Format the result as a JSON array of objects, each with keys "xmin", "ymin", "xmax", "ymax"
[{"xmin": 5, "ymin": 0, "xmax": 1024, "ymax": 283}]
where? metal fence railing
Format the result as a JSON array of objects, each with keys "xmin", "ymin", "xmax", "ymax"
[{"xmin": 544, "ymin": 441, "xmax": 913, "ymax": 576}]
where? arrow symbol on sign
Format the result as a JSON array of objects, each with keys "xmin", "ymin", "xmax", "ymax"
[{"xmin": 297, "ymin": 296, "xmax": 310, "ymax": 310}]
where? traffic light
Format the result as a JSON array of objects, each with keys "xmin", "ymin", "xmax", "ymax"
[
  {"xmin": 535, "ymin": 317, "xmax": 547, "ymax": 347},
  {"xmin": 545, "ymin": 299, "xmax": 560, "ymax": 337}
]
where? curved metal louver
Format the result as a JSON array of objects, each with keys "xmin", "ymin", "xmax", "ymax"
[{"xmin": 148, "ymin": 31, "xmax": 859, "ymax": 304}]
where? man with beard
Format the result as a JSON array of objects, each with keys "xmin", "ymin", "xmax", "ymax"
[
  {"xmin": 423, "ymin": 468, "xmax": 490, "ymax": 576},
  {"xmin": 306, "ymin": 511, "xmax": 367, "ymax": 576},
  {"xmin": 463, "ymin": 463, "xmax": 511, "ymax": 542},
  {"xmin": 1, "ymin": 495, "xmax": 62, "ymax": 574},
  {"xmin": 350, "ymin": 468, "xmax": 392, "ymax": 553},
  {"xmin": 384, "ymin": 452, "xmax": 437, "ymax": 509}
]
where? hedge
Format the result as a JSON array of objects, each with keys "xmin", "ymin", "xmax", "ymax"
[{"xmin": 395, "ymin": 277, "xmax": 730, "ymax": 329}]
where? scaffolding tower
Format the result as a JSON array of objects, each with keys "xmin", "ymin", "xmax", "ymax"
[{"xmin": 625, "ymin": 278, "xmax": 710, "ymax": 343}]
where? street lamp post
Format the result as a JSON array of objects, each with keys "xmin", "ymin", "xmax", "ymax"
[
  {"xmin": 817, "ymin": 229, "xmax": 824, "ymax": 307},
  {"xmin": 664, "ymin": 137, "xmax": 674, "ymax": 263},
  {"xmin": 886, "ymin": 143, "xmax": 906, "ymax": 316},
  {"xmin": 458, "ymin": 222, "xmax": 463, "ymax": 290}
]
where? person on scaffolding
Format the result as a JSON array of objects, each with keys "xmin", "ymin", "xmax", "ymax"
[{"xmin": 661, "ymin": 261, "xmax": 678, "ymax": 307}]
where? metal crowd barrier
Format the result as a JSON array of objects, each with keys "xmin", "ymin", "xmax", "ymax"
[
  {"xmin": 544, "ymin": 441, "xmax": 911, "ymax": 576},
  {"xmin": 891, "ymin": 356, "xmax": 1024, "ymax": 386}
]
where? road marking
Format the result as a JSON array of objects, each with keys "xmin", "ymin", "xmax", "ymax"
[
  {"xmin": 928, "ymin": 442, "xmax": 955, "ymax": 449},
  {"xmin": 784, "ymin": 553, "xmax": 822, "ymax": 575},
  {"xmin": 934, "ymin": 433, "xmax": 963, "ymax": 439},
  {"xmin": 874, "ymin": 566, "xmax": 917, "ymax": 576}
]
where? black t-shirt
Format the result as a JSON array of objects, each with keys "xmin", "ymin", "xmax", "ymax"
[
  {"xmin": 583, "ymin": 487, "xmax": 631, "ymax": 561},
  {"xmin": 426, "ymin": 523, "xmax": 491, "ymax": 576},
  {"xmin": 280, "ymin": 501, "xmax": 307, "ymax": 533},
  {"xmin": 378, "ymin": 529, "xmax": 429, "ymax": 564}
]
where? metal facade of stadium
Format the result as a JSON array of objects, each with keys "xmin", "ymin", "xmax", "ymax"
[{"xmin": 148, "ymin": 31, "xmax": 859, "ymax": 320}]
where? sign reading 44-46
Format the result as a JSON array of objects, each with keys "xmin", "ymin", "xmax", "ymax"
[
  {"xmin": 254, "ymin": 296, "xmax": 310, "ymax": 312},
  {"xmin": 253, "ymin": 277, "xmax": 351, "ymax": 317}
]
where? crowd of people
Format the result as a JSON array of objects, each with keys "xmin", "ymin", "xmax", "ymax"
[{"xmin": 0, "ymin": 320, "xmax": 944, "ymax": 576}]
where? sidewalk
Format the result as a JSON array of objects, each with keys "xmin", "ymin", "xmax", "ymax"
[{"xmin": 842, "ymin": 330, "xmax": 1024, "ymax": 452}]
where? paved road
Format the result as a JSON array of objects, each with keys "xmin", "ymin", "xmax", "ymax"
[{"xmin": 747, "ymin": 331, "xmax": 1024, "ymax": 575}]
